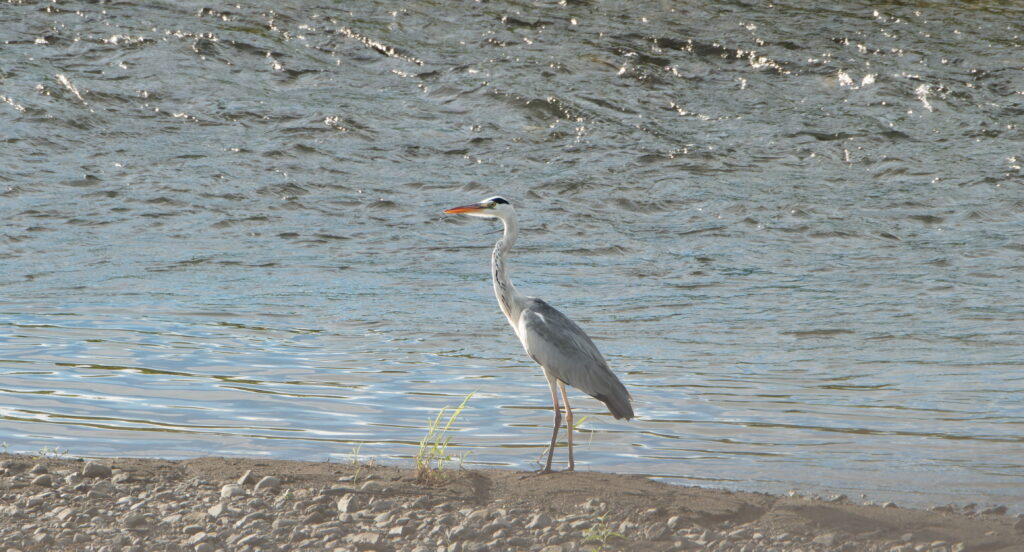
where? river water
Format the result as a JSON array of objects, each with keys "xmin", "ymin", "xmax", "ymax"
[{"xmin": 2, "ymin": 0, "xmax": 1023, "ymax": 511}]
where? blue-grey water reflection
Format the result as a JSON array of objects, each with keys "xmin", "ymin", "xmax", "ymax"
[{"xmin": 1, "ymin": 0, "xmax": 1022, "ymax": 510}]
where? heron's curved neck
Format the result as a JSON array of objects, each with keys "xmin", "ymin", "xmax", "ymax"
[{"xmin": 492, "ymin": 215, "xmax": 526, "ymax": 325}]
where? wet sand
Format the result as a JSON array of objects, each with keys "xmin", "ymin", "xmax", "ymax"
[{"xmin": 0, "ymin": 453, "xmax": 1020, "ymax": 552}]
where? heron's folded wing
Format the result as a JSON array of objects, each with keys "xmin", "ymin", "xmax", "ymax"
[{"xmin": 517, "ymin": 299, "xmax": 633, "ymax": 418}]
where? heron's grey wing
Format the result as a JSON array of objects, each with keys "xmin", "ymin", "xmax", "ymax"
[{"xmin": 517, "ymin": 299, "xmax": 633, "ymax": 419}]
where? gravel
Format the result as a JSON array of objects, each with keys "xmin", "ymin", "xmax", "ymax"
[{"xmin": 0, "ymin": 454, "xmax": 1019, "ymax": 552}]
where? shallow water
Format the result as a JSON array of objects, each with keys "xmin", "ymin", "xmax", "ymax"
[{"xmin": 2, "ymin": 0, "xmax": 1023, "ymax": 510}]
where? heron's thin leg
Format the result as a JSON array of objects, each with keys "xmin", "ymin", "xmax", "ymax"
[
  {"xmin": 543, "ymin": 371, "xmax": 561, "ymax": 473},
  {"xmin": 558, "ymin": 381, "xmax": 574, "ymax": 471}
]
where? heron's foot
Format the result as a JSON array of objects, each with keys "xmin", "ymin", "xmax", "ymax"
[{"xmin": 519, "ymin": 468, "xmax": 556, "ymax": 480}]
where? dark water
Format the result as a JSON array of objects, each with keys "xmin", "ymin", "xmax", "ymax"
[{"xmin": 2, "ymin": 0, "xmax": 1023, "ymax": 510}]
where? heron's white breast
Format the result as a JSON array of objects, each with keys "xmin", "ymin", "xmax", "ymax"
[{"xmin": 514, "ymin": 310, "xmax": 544, "ymax": 351}]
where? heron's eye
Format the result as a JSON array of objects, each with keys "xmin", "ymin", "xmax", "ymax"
[{"xmin": 488, "ymin": 202, "xmax": 497, "ymax": 208}]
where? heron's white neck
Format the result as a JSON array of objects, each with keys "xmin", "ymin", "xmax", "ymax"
[{"xmin": 492, "ymin": 214, "xmax": 527, "ymax": 327}]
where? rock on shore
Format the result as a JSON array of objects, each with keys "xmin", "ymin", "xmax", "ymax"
[{"xmin": 0, "ymin": 453, "xmax": 1020, "ymax": 552}]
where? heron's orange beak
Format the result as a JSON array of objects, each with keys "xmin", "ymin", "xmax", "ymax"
[{"xmin": 444, "ymin": 203, "xmax": 484, "ymax": 214}]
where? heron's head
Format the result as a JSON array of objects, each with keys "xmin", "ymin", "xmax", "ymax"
[{"xmin": 443, "ymin": 196, "xmax": 514, "ymax": 220}]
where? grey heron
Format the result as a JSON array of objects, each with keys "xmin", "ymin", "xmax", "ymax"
[{"xmin": 444, "ymin": 197, "xmax": 634, "ymax": 473}]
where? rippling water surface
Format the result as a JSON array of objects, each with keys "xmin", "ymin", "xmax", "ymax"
[{"xmin": 2, "ymin": 0, "xmax": 1023, "ymax": 510}]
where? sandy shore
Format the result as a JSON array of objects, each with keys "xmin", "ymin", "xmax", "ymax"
[{"xmin": 0, "ymin": 453, "xmax": 1020, "ymax": 552}]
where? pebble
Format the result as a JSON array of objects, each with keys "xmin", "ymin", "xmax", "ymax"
[
  {"xmin": 645, "ymin": 522, "xmax": 669, "ymax": 541},
  {"xmin": 321, "ymin": 485, "xmax": 357, "ymax": 496},
  {"xmin": 237, "ymin": 470, "xmax": 257, "ymax": 485},
  {"xmin": 727, "ymin": 527, "xmax": 749, "ymax": 538},
  {"xmin": 337, "ymin": 494, "xmax": 365, "ymax": 514},
  {"xmin": 30, "ymin": 474, "xmax": 52, "ymax": 487},
  {"xmin": 302, "ymin": 510, "xmax": 326, "ymax": 525},
  {"xmin": 466, "ymin": 508, "xmax": 489, "ymax": 524},
  {"xmin": 812, "ymin": 533, "xmax": 837, "ymax": 546},
  {"xmin": 220, "ymin": 484, "xmax": 245, "ymax": 498},
  {"xmin": 82, "ymin": 461, "xmax": 113, "ymax": 479},
  {"xmin": 526, "ymin": 512, "xmax": 551, "ymax": 529},
  {"xmin": 448, "ymin": 522, "xmax": 475, "ymax": 541},
  {"xmin": 666, "ymin": 514, "xmax": 684, "ymax": 531},
  {"xmin": 347, "ymin": 531, "xmax": 381, "ymax": 547},
  {"xmin": 54, "ymin": 506, "xmax": 75, "ymax": 522},
  {"xmin": 374, "ymin": 511, "xmax": 392, "ymax": 526},
  {"xmin": 123, "ymin": 513, "xmax": 148, "ymax": 529},
  {"xmin": 236, "ymin": 534, "xmax": 264, "ymax": 547},
  {"xmin": 91, "ymin": 480, "xmax": 117, "ymax": 496},
  {"xmin": 207, "ymin": 503, "xmax": 226, "ymax": 518},
  {"xmin": 187, "ymin": 532, "xmax": 211, "ymax": 546},
  {"xmin": 359, "ymin": 480, "xmax": 384, "ymax": 492},
  {"xmin": 235, "ymin": 511, "xmax": 268, "ymax": 529},
  {"xmin": 270, "ymin": 518, "xmax": 294, "ymax": 532},
  {"xmin": 29, "ymin": 464, "xmax": 48, "ymax": 475},
  {"xmin": 482, "ymin": 520, "xmax": 511, "ymax": 535},
  {"xmin": 254, "ymin": 476, "xmax": 281, "ymax": 492}
]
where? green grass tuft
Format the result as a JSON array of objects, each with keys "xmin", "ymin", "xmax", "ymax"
[
  {"xmin": 415, "ymin": 392, "xmax": 474, "ymax": 483},
  {"xmin": 582, "ymin": 516, "xmax": 624, "ymax": 551},
  {"xmin": 36, "ymin": 446, "xmax": 69, "ymax": 459}
]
